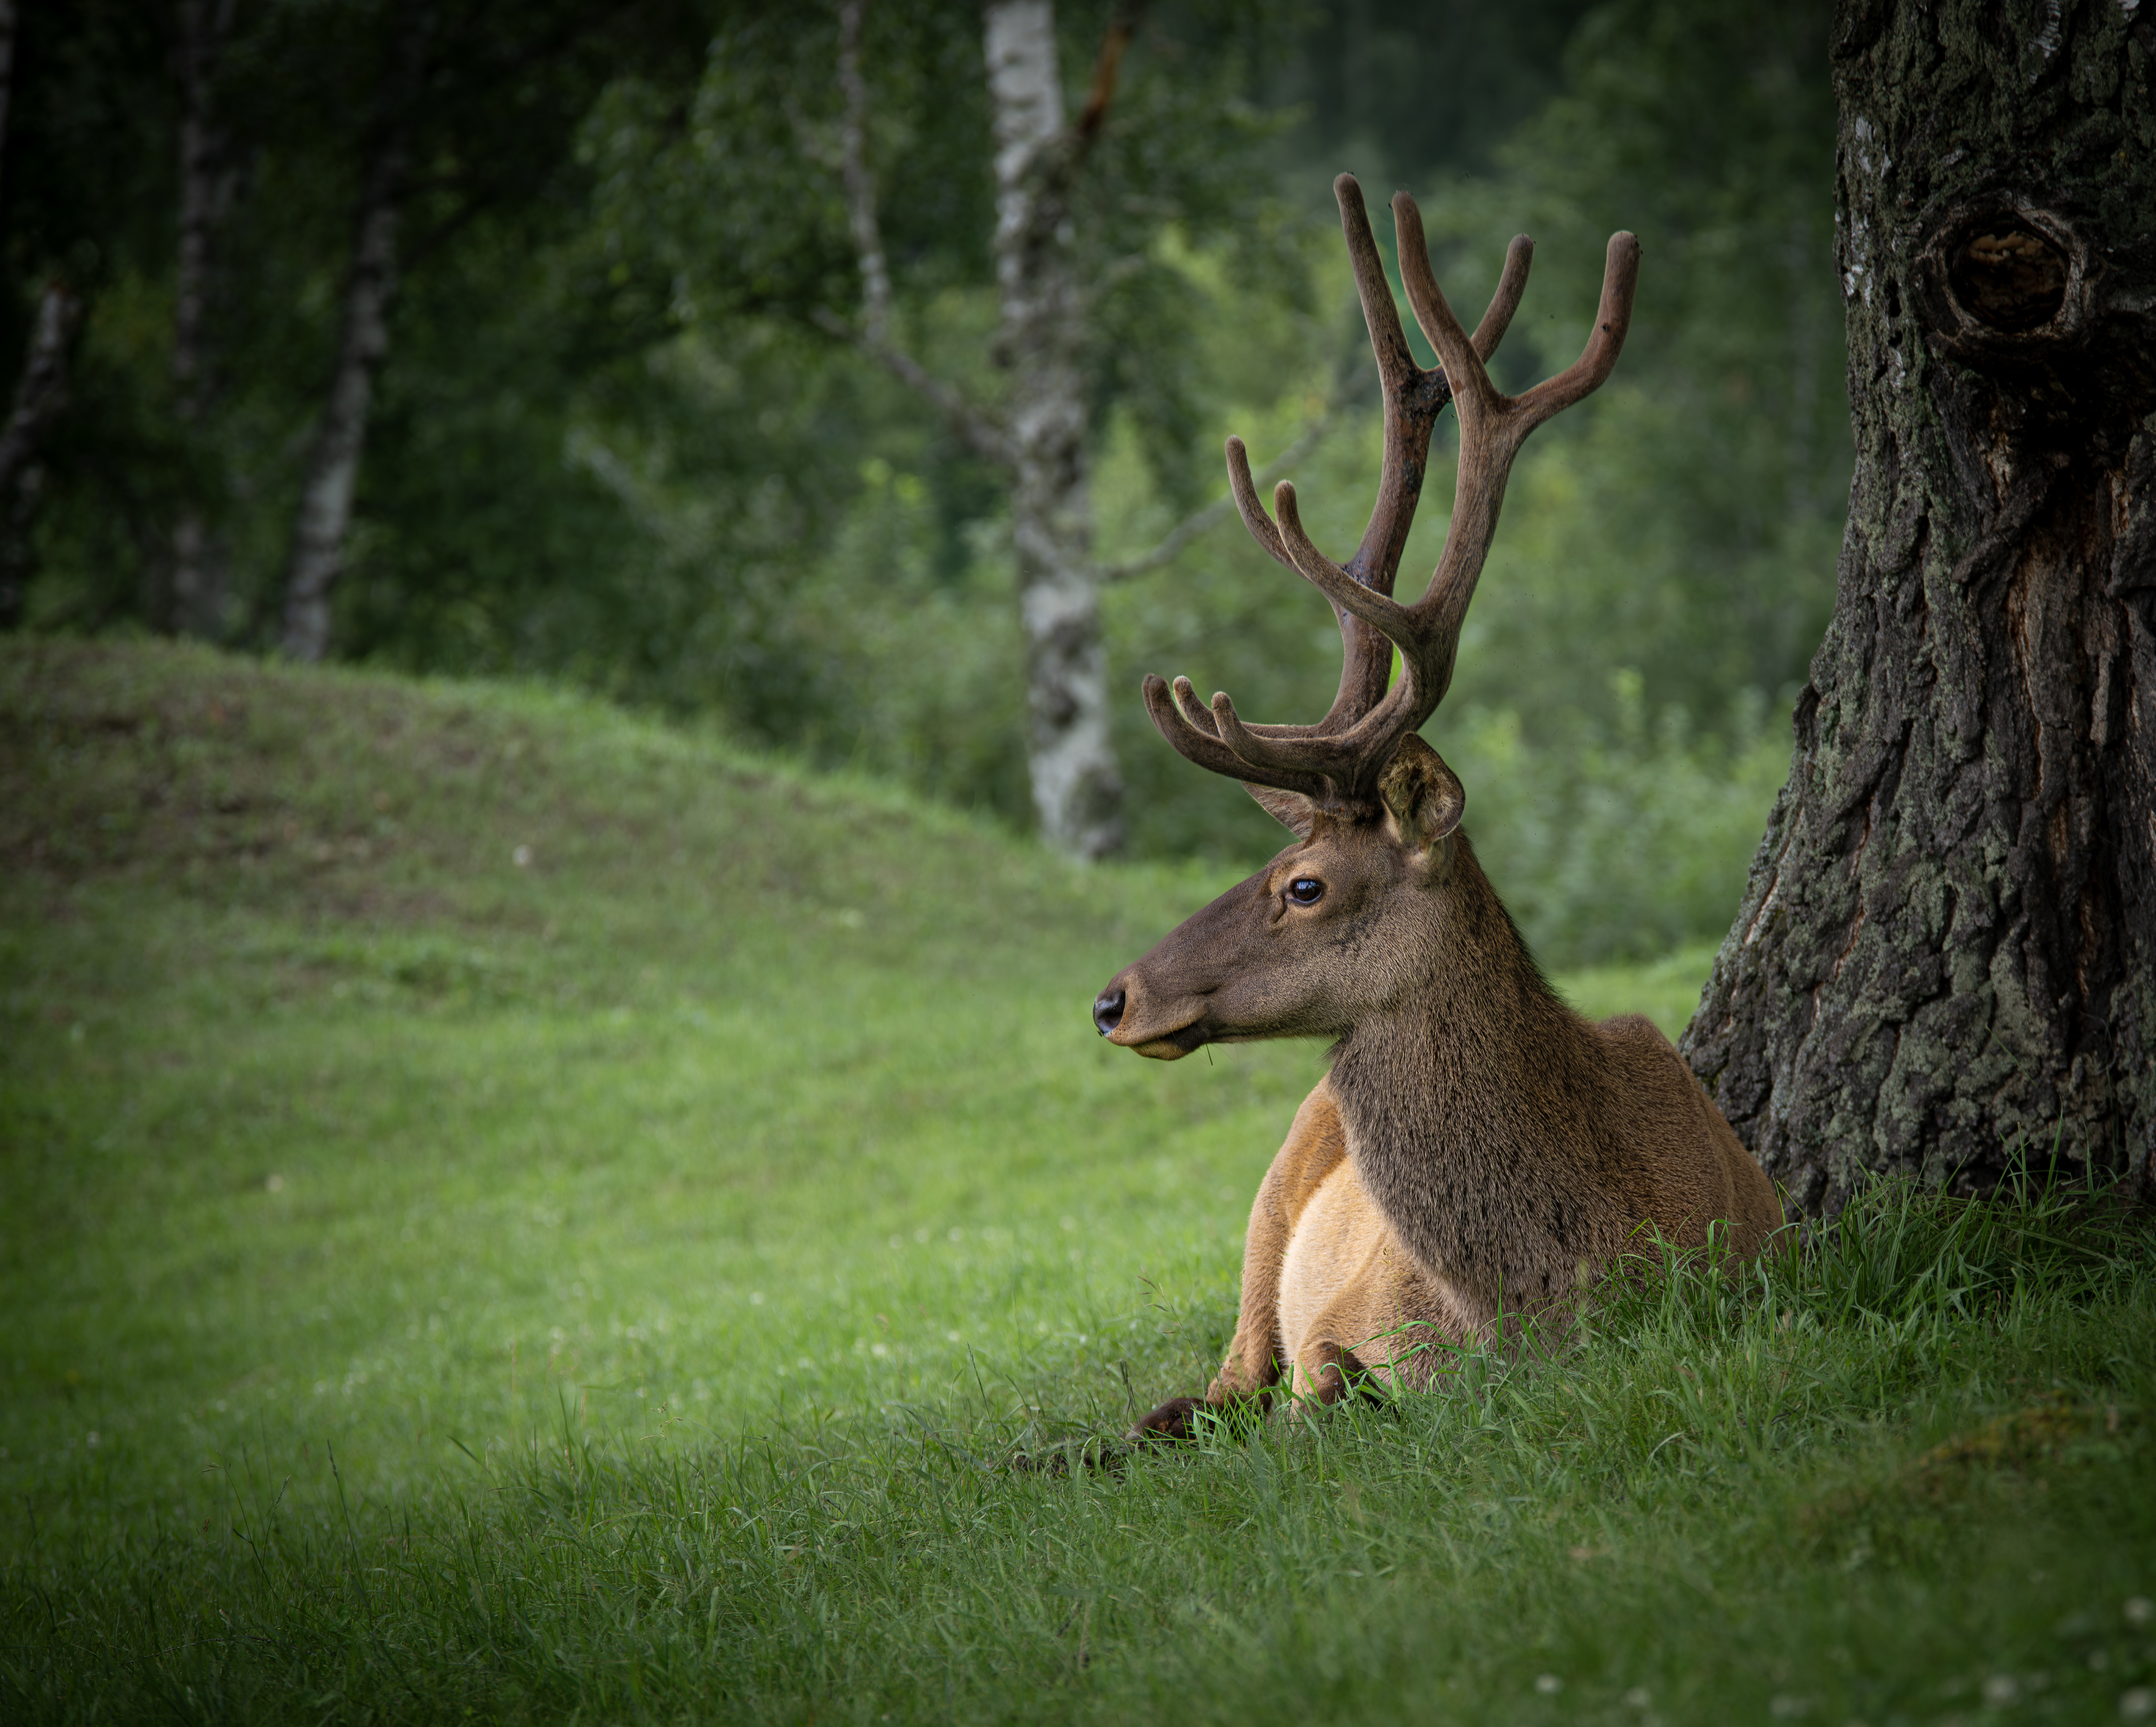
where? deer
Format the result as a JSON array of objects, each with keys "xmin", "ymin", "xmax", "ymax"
[{"xmin": 1090, "ymin": 176, "xmax": 1783, "ymax": 1442}]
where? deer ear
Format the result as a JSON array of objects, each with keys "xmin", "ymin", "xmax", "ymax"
[
  {"xmin": 1379, "ymin": 734, "xmax": 1465, "ymax": 852},
  {"xmin": 1243, "ymin": 782, "xmax": 1319, "ymax": 840}
]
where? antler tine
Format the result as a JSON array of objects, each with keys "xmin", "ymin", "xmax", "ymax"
[
  {"xmin": 1224, "ymin": 436, "xmax": 1292, "ymax": 571},
  {"xmin": 1508, "ymin": 230, "xmax": 1640, "ymax": 433},
  {"xmin": 1341, "ymin": 224, "xmax": 1641, "ymax": 765},
  {"xmin": 1170, "ymin": 674, "xmax": 1219, "ymax": 735},
  {"xmin": 1469, "ymin": 230, "xmax": 1536, "ymax": 362},
  {"xmin": 1335, "ymin": 174, "xmax": 1420, "ymax": 400},
  {"xmin": 1217, "ymin": 175, "xmax": 1419, "ymax": 585},
  {"xmin": 1141, "ymin": 675, "xmax": 1332, "ymax": 802},
  {"xmin": 1204, "ymin": 688, "xmax": 1358, "ymax": 787},
  {"xmin": 1393, "ymin": 194, "xmax": 1504, "ymax": 434},
  {"xmin": 1315, "ymin": 176, "xmax": 1440, "ymax": 733},
  {"xmin": 1270, "ymin": 479, "xmax": 1415, "ymax": 645},
  {"xmin": 1172, "ymin": 670, "xmax": 1361, "ymax": 782}
]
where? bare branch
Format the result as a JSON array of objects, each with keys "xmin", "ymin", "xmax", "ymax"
[
  {"xmin": 808, "ymin": 1, "xmax": 1013, "ymax": 471},
  {"xmin": 808, "ymin": 307, "xmax": 1015, "ymax": 469},
  {"xmin": 1097, "ymin": 397, "xmax": 1347, "ymax": 584},
  {"xmin": 1074, "ymin": 2, "xmax": 1145, "ymax": 149}
]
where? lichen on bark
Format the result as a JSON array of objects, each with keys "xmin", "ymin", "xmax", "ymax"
[{"xmin": 1682, "ymin": 0, "xmax": 2156, "ymax": 1213}]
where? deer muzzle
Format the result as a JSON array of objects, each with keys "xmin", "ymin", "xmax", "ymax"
[
  {"xmin": 1093, "ymin": 964, "xmax": 1215, "ymax": 1060},
  {"xmin": 1095, "ymin": 865, "xmax": 1287, "ymax": 1059}
]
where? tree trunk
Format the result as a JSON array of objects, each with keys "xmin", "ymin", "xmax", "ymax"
[
  {"xmin": 984, "ymin": 0, "xmax": 1124, "ymax": 860},
  {"xmin": 168, "ymin": 0, "xmax": 237, "ymax": 640},
  {"xmin": 1682, "ymin": 0, "xmax": 2156, "ymax": 1214},
  {"xmin": 278, "ymin": 9, "xmax": 425, "ymax": 664},
  {"xmin": 0, "ymin": 281, "xmax": 83, "ymax": 629}
]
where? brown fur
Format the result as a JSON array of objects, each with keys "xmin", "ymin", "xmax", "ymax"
[{"xmin": 1111, "ymin": 741, "xmax": 1781, "ymax": 1438}]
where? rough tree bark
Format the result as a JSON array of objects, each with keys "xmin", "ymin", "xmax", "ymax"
[
  {"xmin": 168, "ymin": 0, "xmax": 238, "ymax": 640},
  {"xmin": 984, "ymin": 0, "xmax": 1124, "ymax": 859},
  {"xmin": 1683, "ymin": 0, "xmax": 2156, "ymax": 1213},
  {"xmin": 278, "ymin": 7, "xmax": 428, "ymax": 664}
]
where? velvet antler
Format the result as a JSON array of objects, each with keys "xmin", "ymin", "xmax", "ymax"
[{"xmin": 1144, "ymin": 174, "xmax": 1638, "ymax": 812}]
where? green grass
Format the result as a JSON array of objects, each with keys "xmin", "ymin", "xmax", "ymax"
[{"xmin": 4, "ymin": 640, "xmax": 2152, "ymax": 1725}]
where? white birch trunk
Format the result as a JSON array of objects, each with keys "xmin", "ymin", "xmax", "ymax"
[
  {"xmin": 0, "ymin": 283, "xmax": 80, "ymax": 497},
  {"xmin": 984, "ymin": 0, "xmax": 1123, "ymax": 859},
  {"xmin": 278, "ymin": 165, "xmax": 398, "ymax": 662},
  {"xmin": 279, "ymin": 10, "xmax": 424, "ymax": 664},
  {"xmin": 0, "ymin": 281, "xmax": 81, "ymax": 628},
  {"xmin": 170, "ymin": 0, "xmax": 236, "ymax": 638}
]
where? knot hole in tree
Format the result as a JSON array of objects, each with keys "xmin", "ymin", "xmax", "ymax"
[
  {"xmin": 1949, "ymin": 226, "xmax": 2067, "ymax": 333},
  {"xmin": 1916, "ymin": 198, "xmax": 2092, "ymax": 360}
]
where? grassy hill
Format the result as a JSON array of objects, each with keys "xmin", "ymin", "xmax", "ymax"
[
  {"xmin": 0, "ymin": 639, "xmax": 1316, "ymax": 1496},
  {"xmin": 3, "ymin": 641, "xmax": 2151, "ymax": 1725}
]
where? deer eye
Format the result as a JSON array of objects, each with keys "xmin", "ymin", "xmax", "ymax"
[{"xmin": 1287, "ymin": 877, "xmax": 1324, "ymax": 905}]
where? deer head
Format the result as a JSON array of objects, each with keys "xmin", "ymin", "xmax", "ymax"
[{"xmin": 1093, "ymin": 176, "xmax": 1639, "ymax": 1059}]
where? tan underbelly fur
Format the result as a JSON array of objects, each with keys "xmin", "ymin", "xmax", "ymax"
[{"xmin": 1276, "ymin": 1160, "xmax": 1475, "ymax": 1395}]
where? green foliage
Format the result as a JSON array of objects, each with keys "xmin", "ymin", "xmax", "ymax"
[
  {"xmin": 1440, "ymin": 677, "xmax": 1792, "ymax": 965},
  {"xmin": 6, "ymin": 641, "xmax": 2152, "ymax": 1726},
  {"xmin": 1415, "ymin": 0, "xmax": 1847, "ymax": 738},
  {"xmin": 7, "ymin": 0, "xmax": 1841, "ymax": 962},
  {"xmin": 1264, "ymin": 0, "xmax": 1603, "ymax": 189}
]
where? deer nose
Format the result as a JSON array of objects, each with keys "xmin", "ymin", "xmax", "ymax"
[{"xmin": 1092, "ymin": 988, "xmax": 1125, "ymax": 1037}]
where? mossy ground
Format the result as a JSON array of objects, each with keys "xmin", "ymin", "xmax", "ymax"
[{"xmin": 3, "ymin": 641, "xmax": 2150, "ymax": 1725}]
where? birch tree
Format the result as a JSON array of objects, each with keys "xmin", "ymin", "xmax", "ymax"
[
  {"xmin": 167, "ymin": 0, "xmax": 238, "ymax": 640},
  {"xmin": 816, "ymin": 0, "xmax": 1130, "ymax": 856},
  {"xmin": 0, "ymin": 4, "xmax": 83, "ymax": 630},
  {"xmin": 278, "ymin": 2, "xmax": 427, "ymax": 664},
  {"xmin": 814, "ymin": 0, "xmax": 1321, "ymax": 859},
  {"xmin": 0, "ymin": 282, "xmax": 81, "ymax": 629},
  {"xmin": 984, "ymin": 0, "xmax": 1122, "ymax": 858}
]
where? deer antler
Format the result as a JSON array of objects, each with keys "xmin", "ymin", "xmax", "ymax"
[{"xmin": 1143, "ymin": 174, "xmax": 1638, "ymax": 811}]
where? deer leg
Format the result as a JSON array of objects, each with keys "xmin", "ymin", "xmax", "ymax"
[
  {"xmin": 1289, "ymin": 1336, "xmax": 1382, "ymax": 1410},
  {"xmin": 1129, "ymin": 1083, "xmax": 1347, "ymax": 1443},
  {"xmin": 1127, "ymin": 1251, "xmax": 1286, "ymax": 1443}
]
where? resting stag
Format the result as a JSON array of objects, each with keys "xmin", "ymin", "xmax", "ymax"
[{"xmin": 1092, "ymin": 176, "xmax": 1782, "ymax": 1439}]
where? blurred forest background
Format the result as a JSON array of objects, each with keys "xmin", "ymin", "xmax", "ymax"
[{"xmin": 2, "ymin": 0, "xmax": 1844, "ymax": 966}]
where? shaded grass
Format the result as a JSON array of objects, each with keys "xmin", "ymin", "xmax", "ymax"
[
  {"xmin": 10, "ymin": 1184, "xmax": 2152, "ymax": 1725},
  {"xmin": 4, "ymin": 641, "xmax": 2152, "ymax": 1723}
]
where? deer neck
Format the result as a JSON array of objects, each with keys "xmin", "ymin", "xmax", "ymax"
[{"xmin": 1323, "ymin": 837, "xmax": 1610, "ymax": 1313}]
